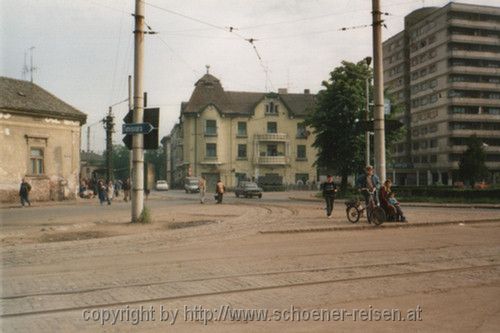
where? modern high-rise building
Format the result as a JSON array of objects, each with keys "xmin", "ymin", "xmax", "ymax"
[{"xmin": 383, "ymin": 2, "xmax": 500, "ymax": 186}]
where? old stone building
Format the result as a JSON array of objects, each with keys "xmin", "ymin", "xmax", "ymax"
[
  {"xmin": 0, "ymin": 77, "xmax": 86, "ymax": 202},
  {"xmin": 166, "ymin": 72, "xmax": 318, "ymax": 190}
]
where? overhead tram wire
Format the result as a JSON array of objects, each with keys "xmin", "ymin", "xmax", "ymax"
[{"xmin": 142, "ymin": 1, "xmax": 274, "ymax": 91}]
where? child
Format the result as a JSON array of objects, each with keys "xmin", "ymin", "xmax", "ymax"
[{"xmin": 388, "ymin": 192, "xmax": 407, "ymax": 222}]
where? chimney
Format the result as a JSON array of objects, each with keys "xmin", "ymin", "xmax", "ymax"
[
  {"xmin": 278, "ymin": 88, "xmax": 287, "ymax": 94},
  {"xmin": 304, "ymin": 89, "xmax": 310, "ymax": 94}
]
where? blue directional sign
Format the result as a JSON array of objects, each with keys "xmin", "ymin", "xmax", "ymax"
[{"xmin": 122, "ymin": 122, "xmax": 154, "ymax": 134}]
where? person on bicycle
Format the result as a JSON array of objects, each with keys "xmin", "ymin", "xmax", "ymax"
[
  {"xmin": 321, "ymin": 175, "xmax": 338, "ymax": 219},
  {"xmin": 356, "ymin": 165, "xmax": 380, "ymax": 208}
]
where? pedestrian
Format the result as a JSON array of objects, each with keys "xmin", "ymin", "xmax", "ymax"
[
  {"xmin": 321, "ymin": 175, "xmax": 337, "ymax": 218},
  {"xmin": 123, "ymin": 178, "xmax": 130, "ymax": 202},
  {"xmin": 106, "ymin": 180, "xmax": 114, "ymax": 205},
  {"xmin": 97, "ymin": 180, "xmax": 107, "ymax": 205},
  {"xmin": 19, "ymin": 178, "xmax": 32, "ymax": 207},
  {"xmin": 198, "ymin": 176, "xmax": 207, "ymax": 204},
  {"xmin": 115, "ymin": 179, "xmax": 122, "ymax": 197},
  {"xmin": 356, "ymin": 165, "xmax": 381, "ymax": 207},
  {"xmin": 215, "ymin": 179, "xmax": 225, "ymax": 204}
]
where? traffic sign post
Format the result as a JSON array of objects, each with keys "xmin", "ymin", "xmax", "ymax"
[{"xmin": 122, "ymin": 122, "xmax": 154, "ymax": 135}]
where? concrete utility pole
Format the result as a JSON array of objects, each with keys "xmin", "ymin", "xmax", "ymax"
[
  {"xmin": 132, "ymin": 0, "xmax": 145, "ymax": 222},
  {"xmin": 372, "ymin": 0, "xmax": 386, "ymax": 182},
  {"xmin": 364, "ymin": 57, "xmax": 372, "ymax": 167},
  {"xmin": 128, "ymin": 75, "xmax": 133, "ymax": 188}
]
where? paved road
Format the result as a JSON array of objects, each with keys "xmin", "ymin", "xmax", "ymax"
[{"xmin": 1, "ymin": 191, "xmax": 500, "ymax": 332}]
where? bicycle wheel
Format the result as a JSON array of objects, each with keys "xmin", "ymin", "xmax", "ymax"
[
  {"xmin": 371, "ymin": 207, "xmax": 386, "ymax": 226},
  {"xmin": 346, "ymin": 206, "xmax": 360, "ymax": 223}
]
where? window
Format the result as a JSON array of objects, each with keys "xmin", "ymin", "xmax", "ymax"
[
  {"xmin": 267, "ymin": 122, "xmax": 277, "ymax": 133},
  {"xmin": 205, "ymin": 120, "xmax": 217, "ymax": 136},
  {"xmin": 413, "ymin": 142, "xmax": 420, "ymax": 151},
  {"xmin": 297, "ymin": 123, "xmax": 307, "ymax": 138},
  {"xmin": 430, "ymin": 139, "xmax": 438, "ymax": 148},
  {"xmin": 267, "ymin": 144, "xmax": 278, "ymax": 156},
  {"xmin": 430, "ymin": 155, "xmax": 437, "ymax": 163},
  {"xmin": 266, "ymin": 101, "xmax": 278, "ymax": 115},
  {"xmin": 237, "ymin": 122, "xmax": 247, "ymax": 137},
  {"xmin": 206, "ymin": 143, "xmax": 217, "ymax": 158},
  {"xmin": 297, "ymin": 145, "xmax": 307, "ymax": 159},
  {"xmin": 30, "ymin": 148, "xmax": 44, "ymax": 175},
  {"xmin": 237, "ymin": 144, "xmax": 247, "ymax": 159}
]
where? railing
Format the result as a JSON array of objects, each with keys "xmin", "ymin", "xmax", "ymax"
[
  {"xmin": 255, "ymin": 156, "xmax": 289, "ymax": 165},
  {"xmin": 254, "ymin": 133, "xmax": 289, "ymax": 142}
]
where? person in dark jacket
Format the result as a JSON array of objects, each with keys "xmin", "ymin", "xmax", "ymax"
[
  {"xmin": 321, "ymin": 175, "xmax": 337, "ymax": 218},
  {"xmin": 19, "ymin": 178, "xmax": 32, "ymax": 207}
]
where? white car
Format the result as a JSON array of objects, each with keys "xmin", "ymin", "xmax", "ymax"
[{"xmin": 155, "ymin": 180, "xmax": 169, "ymax": 191}]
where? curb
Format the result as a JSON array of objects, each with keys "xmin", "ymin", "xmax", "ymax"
[
  {"xmin": 259, "ymin": 218, "xmax": 500, "ymax": 235},
  {"xmin": 288, "ymin": 197, "xmax": 500, "ymax": 209}
]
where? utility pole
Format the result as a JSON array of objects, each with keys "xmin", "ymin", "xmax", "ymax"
[
  {"xmin": 87, "ymin": 126, "xmax": 91, "ymax": 152},
  {"xmin": 132, "ymin": 0, "xmax": 145, "ymax": 222},
  {"xmin": 128, "ymin": 75, "xmax": 133, "ymax": 186},
  {"xmin": 372, "ymin": 0, "xmax": 386, "ymax": 182},
  {"xmin": 104, "ymin": 107, "xmax": 114, "ymax": 182},
  {"xmin": 364, "ymin": 56, "xmax": 372, "ymax": 167}
]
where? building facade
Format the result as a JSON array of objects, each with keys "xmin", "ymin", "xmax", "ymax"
[
  {"xmin": 383, "ymin": 2, "xmax": 500, "ymax": 185},
  {"xmin": 0, "ymin": 77, "xmax": 86, "ymax": 202},
  {"xmin": 167, "ymin": 73, "xmax": 317, "ymax": 190}
]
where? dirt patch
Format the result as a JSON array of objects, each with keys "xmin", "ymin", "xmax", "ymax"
[
  {"xmin": 167, "ymin": 220, "xmax": 218, "ymax": 229},
  {"xmin": 39, "ymin": 231, "xmax": 114, "ymax": 243}
]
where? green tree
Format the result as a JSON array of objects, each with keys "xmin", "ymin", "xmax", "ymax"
[
  {"xmin": 305, "ymin": 61, "xmax": 370, "ymax": 191},
  {"xmin": 111, "ymin": 144, "xmax": 130, "ymax": 180},
  {"xmin": 458, "ymin": 135, "xmax": 488, "ymax": 187},
  {"xmin": 145, "ymin": 148, "xmax": 166, "ymax": 180}
]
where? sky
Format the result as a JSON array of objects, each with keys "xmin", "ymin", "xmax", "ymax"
[{"xmin": 1, "ymin": 0, "xmax": 497, "ymax": 152}]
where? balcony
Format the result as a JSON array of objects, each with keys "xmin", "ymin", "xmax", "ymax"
[
  {"xmin": 451, "ymin": 66, "xmax": 500, "ymax": 76},
  {"xmin": 254, "ymin": 133, "xmax": 289, "ymax": 142},
  {"xmin": 254, "ymin": 156, "xmax": 289, "ymax": 165}
]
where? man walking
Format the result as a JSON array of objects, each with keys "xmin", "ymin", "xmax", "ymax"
[
  {"xmin": 215, "ymin": 179, "xmax": 225, "ymax": 204},
  {"xmin": 123, "ymin": 178, "xmax": 131, "ymax": 202},
  {"xmin": 19, "ymin": 178, "xmax": 32, "ymax": 207},
  {"xmin": 198, "ymin": 176, "xmax": 207, "ymax": 204},
  {"xmin": 321, "ymin": 175, "xmax": 337, "ymax": 218}
]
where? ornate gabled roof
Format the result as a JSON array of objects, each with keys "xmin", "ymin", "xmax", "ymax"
[
  {"xmin": 0, "ymin": 77, "xmax": 86, "ymax": 123},
  {"xmin": 181, "ymin": 74, "xmax": 316, "ymax": 117}
]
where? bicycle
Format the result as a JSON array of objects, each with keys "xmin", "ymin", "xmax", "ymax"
[{"xmin": 345, "ymin": 188, "xmax": 386, "ymax": 226}]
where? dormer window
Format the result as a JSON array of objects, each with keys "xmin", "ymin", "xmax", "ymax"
[{"xmin": 265, "ymin": 101, "xmax": 279, "ymax": 115}]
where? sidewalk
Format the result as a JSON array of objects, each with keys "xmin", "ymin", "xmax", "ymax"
[{"xmin": 287, "ymin": 191, "xmax": 500, "ymax": 209}]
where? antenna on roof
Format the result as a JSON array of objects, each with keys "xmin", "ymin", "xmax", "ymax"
[
  {"xmin": 205, "ymin": 64, "xmax": 210, "ymax": 74},
  {"xmin": 22, "ymin": 47, "xmax": 37, "ymax": 83}
]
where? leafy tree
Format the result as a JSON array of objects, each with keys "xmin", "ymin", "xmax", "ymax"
[
  {"xmin": 305, "ymin": 61, "xmax": 370, "ymax": 191},
  {"xmin": 458, "ymin": 135, "xmax": 488, "ymax": 187},
  {"xmin": 145, "ymin": 148, "xmax": 166, "ymax": 180},
  {"xmin": 111, "ymin": 144, "xmax": 130, "ymax": 180}
]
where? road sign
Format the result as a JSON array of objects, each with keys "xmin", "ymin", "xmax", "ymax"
[
  {"xmin": 122, "ymin": 122, "xmax": 154, "ymax": 135},
  {"xmin": 122, "ymin": 108, "xmax": 160, "ymax": 150}
]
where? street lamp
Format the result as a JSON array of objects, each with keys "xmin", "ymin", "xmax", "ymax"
[{"xmin": 364, "ymin": 56, "xmax": 372, "ymax": 167}]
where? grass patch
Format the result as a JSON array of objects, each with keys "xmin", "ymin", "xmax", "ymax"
[{"xmin": 137, "ymin": 206, "xmax": 152, "ymax": 224}]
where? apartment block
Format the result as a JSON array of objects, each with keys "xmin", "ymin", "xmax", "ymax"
[{"xmin": 383, "ymin": 2, "xmax": 500, "ymax": 185}]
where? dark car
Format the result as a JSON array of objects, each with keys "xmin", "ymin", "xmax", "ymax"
[{"xmin": 235, "ymin": 181, "xmax": 263, "ymax": 198}]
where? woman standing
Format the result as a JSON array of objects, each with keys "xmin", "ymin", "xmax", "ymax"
[{"xmin": 106, "ymin": 180, "xmax": 114, "ymax": 205}]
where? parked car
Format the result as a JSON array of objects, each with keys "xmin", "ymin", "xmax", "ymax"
[
  {"xmin": 184, "ymin": 177, "xmax": 200, "ymax": 193},
  {"xmin": 155, "ymin": 180, "xmax": 169, "ymax": 191},
  {"xmin": 235, "ymin": 181, "xmax": 263, "ymax": 198}
]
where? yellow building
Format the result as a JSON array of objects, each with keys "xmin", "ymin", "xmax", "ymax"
[{"xmin": 168, "ymin": 73, "xmax": 317, "ymax": 190}]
